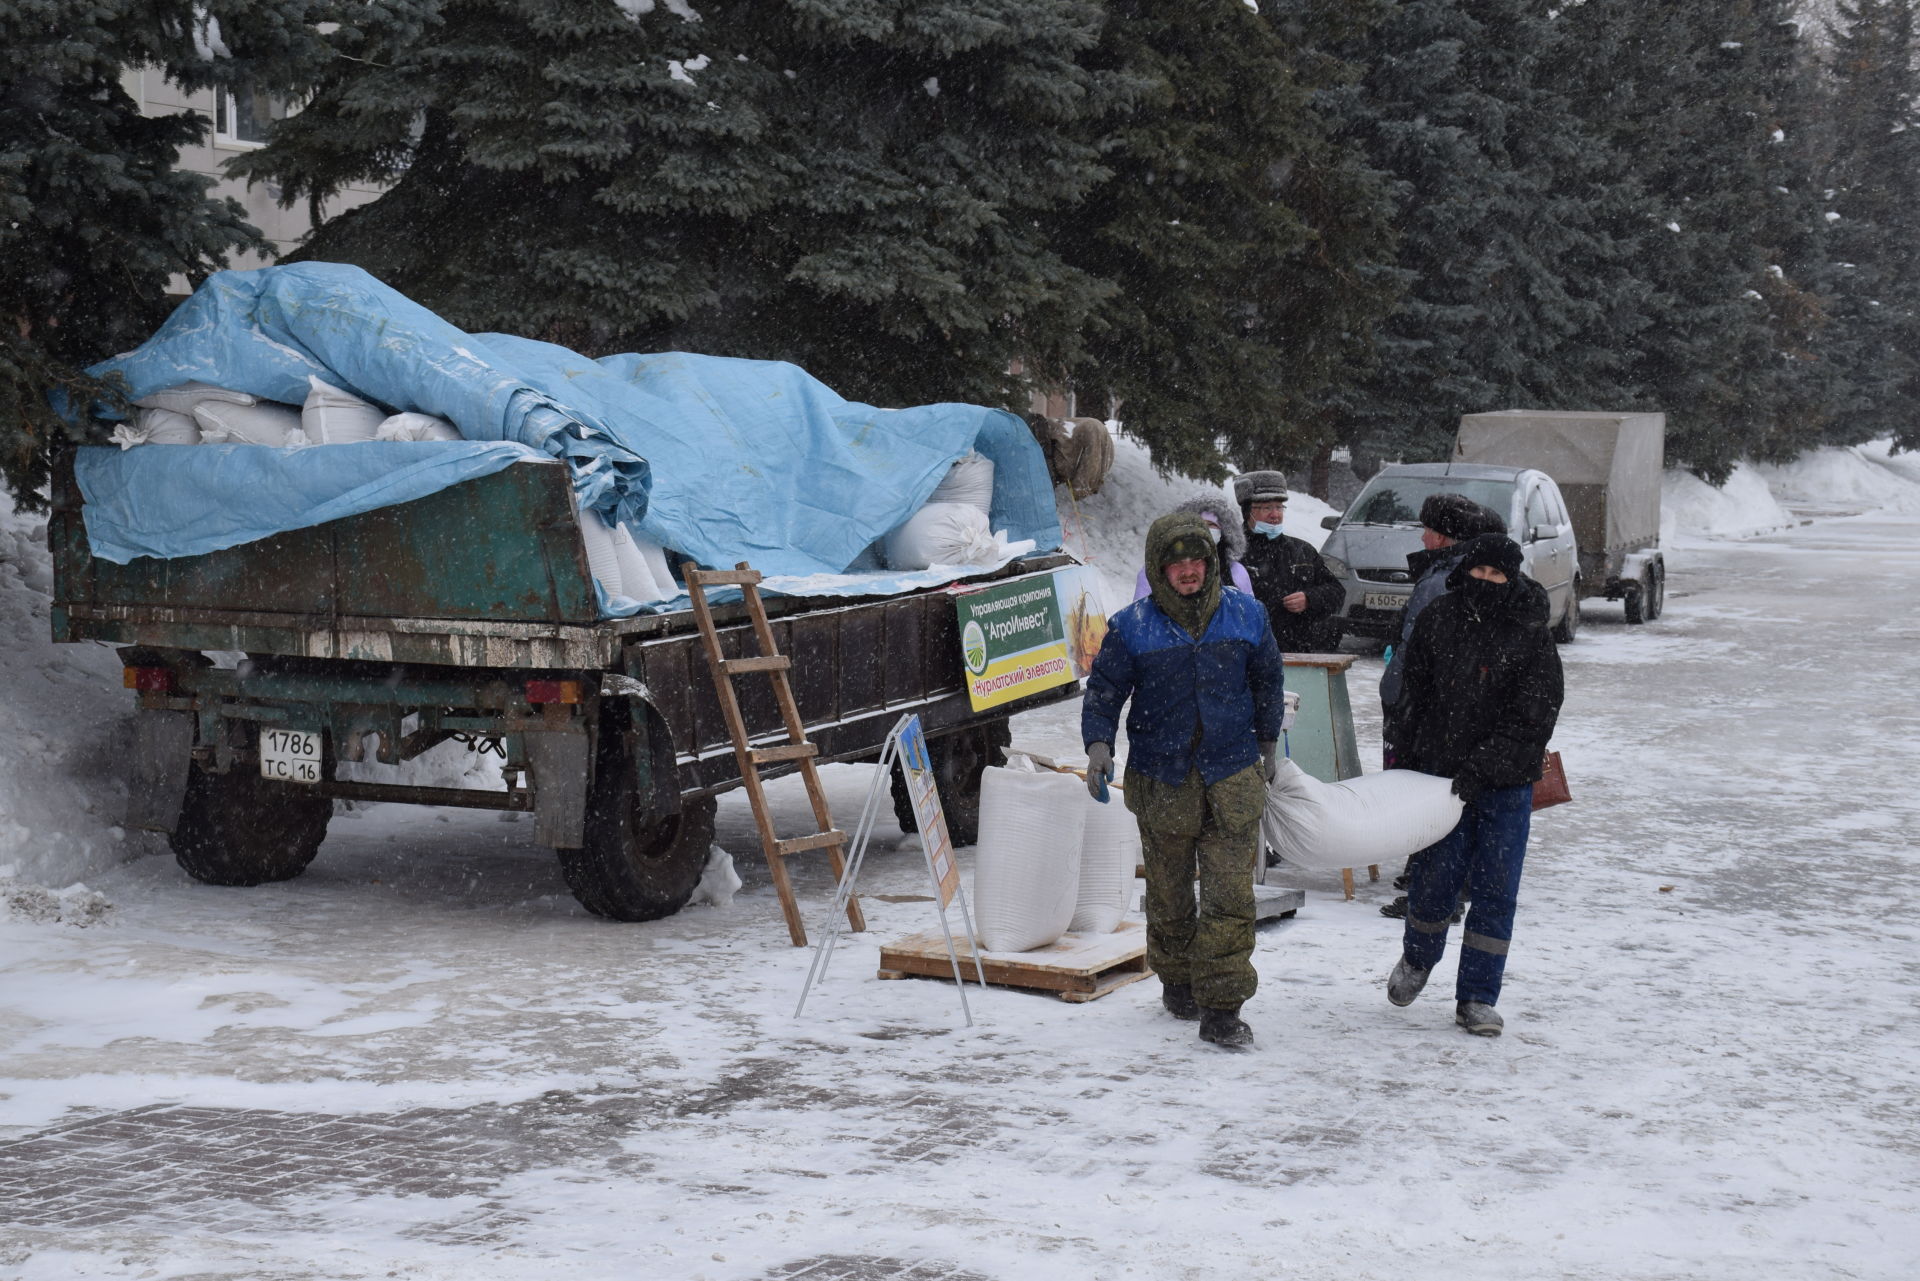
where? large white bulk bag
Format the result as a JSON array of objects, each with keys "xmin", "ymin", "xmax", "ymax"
[
  {"xmin": 972, "ymin": 766, "xmax": 1086, "ymax": 952},
  {"xmin": 191, "ymin": 400, "xmax": 303, "ymax": 446},
  {"xmin": 929, "ymin": 451, "xmax": 994, "ymax": 513},
  {"xmin": 577, "ymin": 506, "xmax": 624, "ymax": 599},
  {"xmin": 134, "ymin": 382, "xmax": 257, "ymax": 414},
  {"xmin": 375, "ymin": 411, "xmax": 463, "ymax": 442},
  {"xmin": 883, "ymin": 502, "xmax": 1001, "ymax": 570},
  {"xmin": 1069, "ymin": 790, "xmax": 1139, "ymax": 935},
  {"xmin": 303, "ymin": 376, "xmax": 386, "ymax": 444},
  {"xmin": 1261, "ymin": 760, "xmax": 1464, "ymax": 872}
]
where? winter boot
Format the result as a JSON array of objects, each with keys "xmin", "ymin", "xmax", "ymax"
[
  {"xmin": 1161, "ymin": 981, "xmax": 1200, "ymax": 1021},
  {"xmin": 1198, "ymin": 1005, "xmax": 1253, "ymax": 1048},
  {"xmin": 1387, "ymin": 957, "xmax": 1431, "ymax": 1007},
  {"xmin": 1379, "ymin": 896, "xmax": 1409, "ymax": 919},
  {"xmin": 1392, "ymin": 871, "xmax": 1411, "ymax": 891},
  {"xmin": 1456, "ymin": 1001, "xmax": 1503, "ymax": 1036}
]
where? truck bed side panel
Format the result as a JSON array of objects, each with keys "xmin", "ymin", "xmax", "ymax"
[{"xmin": 54, "ymin": 459, "xmax": 600, "ymax": 629}]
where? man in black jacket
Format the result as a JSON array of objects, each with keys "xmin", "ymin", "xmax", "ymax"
[
  {"xmin": 1385, "ymin": 533, "xmax": 1564, "ymax": 1037},
  {"xmin": 1232, "ymin": 471, "xmax": 1344, "ymax": 653},
  {"xmin": 1378, "ymin": 492, "xmax": 1508, "ymax": 919}
]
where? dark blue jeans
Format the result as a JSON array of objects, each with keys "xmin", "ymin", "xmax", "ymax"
[{"xmin": 1401, "ymin": 782, "xmax": 1533, "ymax": 1006}]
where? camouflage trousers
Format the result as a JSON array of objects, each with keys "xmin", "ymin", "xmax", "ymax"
[{"xmin": 1124, "ymin": 764, "xmax": 1266, "ymax": 1011}]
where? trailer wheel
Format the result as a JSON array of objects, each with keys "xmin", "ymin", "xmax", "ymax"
[
  {"xmin": 1551, "ymin": 580, "xmax": 1581, "ymax": 644},
  {"xmin": 169, "ymin": 759, "xmax": 331, "ymax": 887},
  {"xmin": 890, "ymin": 720, "xmax": 1011, "ymax": 847},
  {"xmin": 1624, "ymin": 564, "xmax": 1659, "ymax": 625},
  {"xmin": 558, "ymin": 704, "xmax": 713, "ymax": 922}
]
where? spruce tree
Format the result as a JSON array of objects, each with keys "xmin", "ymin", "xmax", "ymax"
[
  {"xmin": 1820, "ymin": 0, "xmax": 1920, "ymax": 450},
  {"xmin": 1557, "ymin": 0, "xmax": 1801, "ymax": 481},
  {"xmin": 1043, "ymin": 0, "xmax": 1400, "ymax": 480},
  {"xmin": 0, "ymin": 1, "xmax": 339, "ymax": 507},
  {"xmin": 240, "ymin": 0, "xmax": 1128, "ymax": 414},
  {"xmin": 1321, "ymin": 0, "xmax": 1645, "ymax": 467}
]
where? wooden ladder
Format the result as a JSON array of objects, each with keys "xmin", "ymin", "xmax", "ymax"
[{"xmin": 683, "ymin": 563, "xmax": 866, "ymax": 947}]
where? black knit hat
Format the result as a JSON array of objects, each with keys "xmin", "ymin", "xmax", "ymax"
[
  {"xmin": 1420, "ymin": 492, "xmax": 1488, "ymax": 541},
  {"xmin": 1453, "ymin": 532, "xmax": 1524, "ymax": 579}
]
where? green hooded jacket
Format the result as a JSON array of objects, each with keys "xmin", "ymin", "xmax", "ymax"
[{"xmin": 1144, "ymin": 512, "xmax": 1222, "ymax": 639}]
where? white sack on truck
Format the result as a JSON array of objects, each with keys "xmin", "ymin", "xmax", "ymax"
[
  {"xmin": 191, "ymin": 400, "xmax": 304, "ymax": 447},
  {"xmin": 303, "ymin": 377, "xmax": 387, "ymax": 444},
  {"xmin": 110, "ymin": 407, "xmax": 201, "ymax": 448},
  {"xmin": 972, "ymin": 765, "xmax": 1086, "ymax": 952},
  {"xmin": 577, "ymin": 503, "xmax": 624, "ymax": 600},
  {"xmin": 1261, "ymin": 760, "xmax": 1464, "ymax": 871},
  {"xmin": 376, "ymin": 411, "xmax": 463, "ymax": 442},
  {"xmin": 133, "ymin": 382, "xmax": 259, "ymax": 414},
  {"xmin": 884, "ymin": 502, "xmax": 1004, "ymax": 570},
  {"xmin": 929, "ymin": 451, "xmax": 994, "ymax": 513}
]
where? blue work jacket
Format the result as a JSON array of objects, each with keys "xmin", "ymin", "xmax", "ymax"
[{"xmin": 1081, "ymin": 589, "xmax": 1286, "ymax": 786}]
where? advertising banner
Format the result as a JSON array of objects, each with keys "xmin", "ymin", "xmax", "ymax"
[{"xmin": 955, "ymin": 573, "xmax": 1078, "ymax": 711}]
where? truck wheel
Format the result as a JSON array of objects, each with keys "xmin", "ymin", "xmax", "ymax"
[
  {"xmin": 558, "ymin": 704, "xmax": 713, "ymax": 922},
  {"xmin": 1551, "ymin": 581, "xmax": 1581, "ymax": 643},
  {"xmin": 169, "ymin": 760, "xmax": 331, "ymax": 887},
  {"xmin": 1644, "ymin": 562, "xmax": 1665, "ymax": 621},
  {"xmin": 890, "ymin": 720, "xmax": 1011, "ymax": 847}
]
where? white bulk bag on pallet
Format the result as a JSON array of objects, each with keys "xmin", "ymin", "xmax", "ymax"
[
  {"xmin": 972, "ymin": 766, "xmax": 1086, "ymax": 952},
  {"xmin": 1261, "ymin": 760, "xmax": 1464, "ymax": 872},
  {"xmin": 1069, "ymin": 790, "xmax": 1138, "ymax": 934}
]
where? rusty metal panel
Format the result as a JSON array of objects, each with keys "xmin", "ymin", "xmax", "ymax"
[{"xmin": 52, "ymin": 459, "xmax": 597, "ymax": 634}]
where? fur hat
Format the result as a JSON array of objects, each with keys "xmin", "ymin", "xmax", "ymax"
[
  {"xmin": 1420, "ymin": 492, "xmax": 1495, "ymax": 542},
  {"xmin": 1232, "ymin": 470, "xmax": 1290, "ymax": 510},
  {"xmin": 1172, "ymin": 495, "xmax": 1247, "ymax": 562},
  {"xmin": 1453, "ymin": 532, "xmax": 1524, "ymax": 579}
]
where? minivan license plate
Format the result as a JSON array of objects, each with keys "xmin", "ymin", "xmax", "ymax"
[
  {"xmin": 1363, "ymin": 591, "xmax": 1406, "ymax": 612},
  {"xmin": 260, "ymin": 728, "xmax": 323, "ymax": 784}
]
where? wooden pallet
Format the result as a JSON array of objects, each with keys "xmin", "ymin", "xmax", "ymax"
[{"xmin": 877, "ymin": 920, "xmax": 1152, "ymax": 1003}]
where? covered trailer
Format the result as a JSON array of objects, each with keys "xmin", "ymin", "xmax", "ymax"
[{"xmin": 1454, "ymin": 410, "xmax": 1666, "ymax": 623}]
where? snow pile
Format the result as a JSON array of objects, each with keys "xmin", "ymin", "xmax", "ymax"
[
  {"xmin": 0, "ymin": 872, "xmax": 111, "ymax": 927},
  {"xmin": 1749, "ymin": 438, "xmax": 1920, "ymax": 515},
  {"xmin": 0, "ymin": 494, "xmax": 139, "ymax": 888},
  {"xmin": 1663, "ymin": 464, "xmax": 1796, "ymax": 540}
]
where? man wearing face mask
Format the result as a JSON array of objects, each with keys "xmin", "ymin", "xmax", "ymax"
[
  {"xmin": 1232, "ymin": 472, "xmax": 1344, "ymax": 653},
  {"xmin": 1084, "ymin": 512, "xmax": 1286, "ymax": 1049},
  {"xmin": 1384, "ymin": 533, "xmax": 1563, "ymax": 1037}
]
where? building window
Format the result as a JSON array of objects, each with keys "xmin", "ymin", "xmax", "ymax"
[{"xmin": 214, "ymin": 85, "xmax": 286, "ymax": 147}]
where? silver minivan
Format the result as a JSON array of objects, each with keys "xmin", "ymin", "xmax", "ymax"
[{"xmin": 1317, "ymin": 462, "xmax": 1581, "ymax": 644}]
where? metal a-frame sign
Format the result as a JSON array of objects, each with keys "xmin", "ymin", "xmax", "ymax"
[{"xmin": 795, "ymin": 713, "xmax": 987, "ymax": 1024}]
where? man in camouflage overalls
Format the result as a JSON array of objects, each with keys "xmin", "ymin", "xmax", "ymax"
[{"xmin": 1082, "ymin": 512, "xmax": 1285, "ymax": 1048}]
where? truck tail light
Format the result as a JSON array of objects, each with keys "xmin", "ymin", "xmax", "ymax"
[
  {"xmin": 525, "ymin": 679, "xmax": 583, "ymax": 705},
  {"xmin": 123, "ymin": 665, "xmax": 174, "ymax": 693}
]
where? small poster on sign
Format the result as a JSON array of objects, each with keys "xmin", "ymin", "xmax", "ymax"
[{"xmin": 898, "ymin": 717, "xmax": 959, "ymax": 908}]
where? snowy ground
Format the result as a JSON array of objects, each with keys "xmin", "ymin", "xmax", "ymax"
[{"xmin": 2, "ymin": 441, "xmax": 1918, "ymax": 1278}]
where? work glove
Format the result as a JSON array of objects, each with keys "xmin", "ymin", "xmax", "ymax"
[
  {"xmin": 1259, "ymin": 741, "xmax": 1279, "ymax": 783},
  {"xmin": 1085, "ymin": 742, "xmax": 1114, "ymax": 803},
  {"xmin": 1450, "ymin": 772, "xmax": 1483, "ymax": 805}
]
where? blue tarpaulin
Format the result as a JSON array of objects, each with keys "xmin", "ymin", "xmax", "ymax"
[{"xmin": 81, "ymin": 263, "xmax": 1062, "ymax": 590}]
